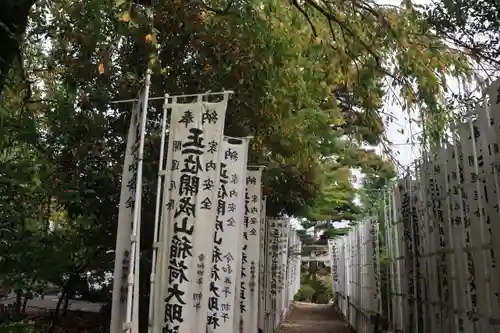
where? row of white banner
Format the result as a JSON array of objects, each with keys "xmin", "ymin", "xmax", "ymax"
[
  {"xmin": 327, "ymin": 220, "xmax": 381, "ymax": 332},
  {"xmin": 109, "ymin": 90, "xmax": 302, "ymax": 333}
]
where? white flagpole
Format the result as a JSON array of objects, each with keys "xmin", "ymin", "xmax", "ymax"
[
  {"xmin": 151, "ymin": 94, "xmax": 180, "ymax": 333},
  {"xmin": 110, "ymin": 90, "xmax": 143, "ymax": 333},
  {"xmin": 147, "ymin": 94, "xmax": 169, "ymax": 333},
  {"xmin": 126, "ymin": 70, "xmax": 151, "ymax": 333}
]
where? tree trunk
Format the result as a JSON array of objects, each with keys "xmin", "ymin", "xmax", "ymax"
[
  {"xmin": 62, "ymin": 293, "xmax": 70, "ymax": 316},
  {"xmin": 0, "ymin": 0, "xmax": 38, "ymax": 97},
  {"xmin": 50, "ymin": 289, "xmax": 66, "ymax": 332},
  {"xmin": 21, "ymin": 294, "xmax": 29, "ymax": 315},
  {"xmin": 14, "ymin": 289, "xmax": 22, "ymax": 318},
  {"xmin": 48, "ymin": 276, "xmax": 75, "ymax": 333}
]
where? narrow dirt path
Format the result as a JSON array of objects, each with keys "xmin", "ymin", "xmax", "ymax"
[{"xmin": 278, "ymin": 302, "xmax": 354, "ymax": 333}]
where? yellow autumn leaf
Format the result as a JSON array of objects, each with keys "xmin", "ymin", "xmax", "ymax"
[
  {"xmin": 98, "ymin": 62, "xmax": 105, "ymax": 74},
  {"xmin": 144, "ymin": 34, "xmax": 153, "ymax": 43},
  {"xmin": 119, "ymin": 11, "xmax": 131, "ymax": 22}
]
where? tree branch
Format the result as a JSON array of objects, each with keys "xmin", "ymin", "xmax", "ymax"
[
  {"xmin": 198, "ymin": 0, "xmax": 234, "ymax": 15},
  {"xmin": 290, "ymin": 0, "xmax": 317, "ymax": 37}
]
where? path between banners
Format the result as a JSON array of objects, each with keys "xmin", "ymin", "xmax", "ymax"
[{"xmin": 278, "ymin": 302, "xmax": 354, "ymax": 333}]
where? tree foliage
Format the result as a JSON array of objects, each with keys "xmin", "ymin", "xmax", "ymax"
[{"xmin": 423, "ymin": 0, "xmax": 500, "ymax": 69}]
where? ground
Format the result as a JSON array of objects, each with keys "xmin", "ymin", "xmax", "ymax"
[
  {"xmin": 1, "ymin": 294, "xmax": 103, "ymax": 312},
  {"xmin": 1, "ymin": 294, "xmax": 106, "ymax": 332},
  {"xmin": 1, "ymin": 298, "xmax": 353, "ymax": 333},
  {"xmin": 278, "ymin": 302, "xmax": 354, "ymax": 333}
]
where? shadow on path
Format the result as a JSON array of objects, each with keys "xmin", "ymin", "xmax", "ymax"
[{"xmin": 279, "ymin": 302, "xmax": 354, "ymax": 333}]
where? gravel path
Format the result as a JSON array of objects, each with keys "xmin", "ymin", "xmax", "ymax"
[{"xmin": 279, "ymin": 302, "xmax": 354, "ymax": 333}]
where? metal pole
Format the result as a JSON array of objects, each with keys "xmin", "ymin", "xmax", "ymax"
[
  {"xmin": 125, "ymin": 70, "xmax": 152, "ymax": 333},
  {"xmin": 147, "ymin": 94, "xmax": 169, "ymax": 333}
]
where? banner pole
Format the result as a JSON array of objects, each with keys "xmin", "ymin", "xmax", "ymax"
[
  {"xmin": 125, "ymin": 70, "xmax": 152, "ymax": 333},
  {"xmin": 147, "ymin": 94, "xmax": 169, "ymax": 333}
]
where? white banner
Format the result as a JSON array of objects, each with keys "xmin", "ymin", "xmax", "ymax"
[
  {"xmin": 276, "ymin": 219, "xmax": 288, "ymax": 327},
  {"xmin": 207, "ymin": 138, "xmax": 250, "ymax": 333},
  {"xmin": 267, "ymin": 218, "xmax": 284, "ymax": 330},
  {"xmin": 236, "ymin": 169, "xmax": 263, "ymax": 333},
  {"xmin": 154, "ymin": 94, "xmax": 229, "ymax": 333},
  {"xmin": 295, "ymin": 241, "xmax": 301, "ymax": 296},
  {"xmin": 258, "ymin": 199, "xmax": 267, "ymax": 333},
  {"xmin": 289, "ymin": 231, "xmax": 300, "ymax": 298},
  {"xmin": 110, "ymin": 96, "xmax": 143, "ymax": 333},
  {"xmin": 328, "ymin": 239, "xmax": 334, "ymax": 274},
  {"xmin": 328, "ymin": 239, "xmax": 336, "ymax": 300},
  {"xmin": 284, "ymin": 226, "xmax": 294, "ymax": 313},
  {"xmin": 264, "ymin": 217, "xmax": 274, "ymax": 333}
]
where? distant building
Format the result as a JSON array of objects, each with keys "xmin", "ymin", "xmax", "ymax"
[{"xmin": 305, "ymin": 226, "xmax": 324, "ymax": 240}]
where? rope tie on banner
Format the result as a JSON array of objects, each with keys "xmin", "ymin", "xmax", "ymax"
[
  {"xmin": 247, "ymin": 165, "xmax": 266, "ymax": 172},
  {"xmin": 224, "ymin": 135, "xmax": 254, "ymax": 142}
]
